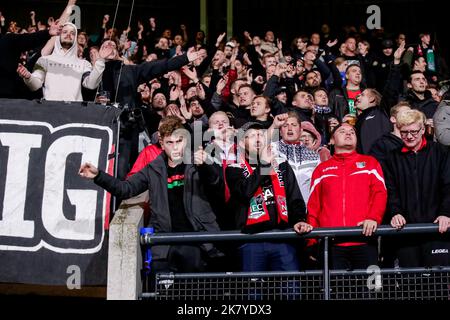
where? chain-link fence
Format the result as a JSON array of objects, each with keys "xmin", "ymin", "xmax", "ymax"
[
  {"xmin": 143, "ymin": 268, "xmax": 450, "ymax": 301},
  {"xmin": 140, "ymin": 224, "xmax": 450, "ymax": 300}
]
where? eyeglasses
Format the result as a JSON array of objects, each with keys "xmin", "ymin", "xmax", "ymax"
[{"xmin": 399, "ymin": 128, "xmax": 422, "ymax": 138}]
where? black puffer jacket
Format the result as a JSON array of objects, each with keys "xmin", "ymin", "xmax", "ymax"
[{"xmin": 383, "ymin": 141, "xmax": 450, "ymax": 223}]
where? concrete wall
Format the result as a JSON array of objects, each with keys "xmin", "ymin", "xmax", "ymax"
[{"xmin": 107, "ymin": 192, "xmax": 148, "ymax": 300}]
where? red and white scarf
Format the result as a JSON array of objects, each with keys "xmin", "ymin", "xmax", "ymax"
[{"xmin": 240, "ymin": 159, "xmax": 288, "ymax": 226}]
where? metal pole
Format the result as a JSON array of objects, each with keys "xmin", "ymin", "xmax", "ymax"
[
  {"xmin": 200, "ymin": 0, "xmax": 208, "ymax": 36},
  {"xmin": 226, "ymin": 0, "xmax": 233, "ymax": 39},
  {"xmin": 141, "ymin": 224, "xmax": 446, "ymax": 245},
  {"xmin": 111, "ymin": 113, "xmax": 121, "ymax": 214},
  {"xmin": 323, "ymin": 237, "xmax": 330, "ymax": 300}
]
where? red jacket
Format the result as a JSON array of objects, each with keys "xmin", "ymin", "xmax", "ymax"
[
  {"xmin": 127, "ymin": 144, "xmax": 162, "ymax": 178},
  {"xmin": 307, "ymin": 151, "xmax": 387, "ymax": 244}
]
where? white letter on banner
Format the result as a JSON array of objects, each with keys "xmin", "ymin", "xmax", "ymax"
[
  {"xmin": 0, "ymin": 133, "xmax": 42, "ymax": 238},
  {"xmin": 42, "ymin": 135, "xmax": 101, "ymax": 241},
  {"xmin": 366, "ymin": 5, "xmax": 381, "ymax": 30}
]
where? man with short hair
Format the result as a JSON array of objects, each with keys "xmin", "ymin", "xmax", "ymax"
[
  {"xmin": 384, "ymin": 109, "xmax": 450, "ymax": 267},
  {"xmin": 250, "ymin": 96, "xmax": 273, "ymax": 128},
  {"xmin": 295, "ymin": 123, "xmax": 387, "ymax": 270},
  {"xmin": 341, "ymin": 37, "xmax": 360, "ymax": 66},
  {"xmin": 226, "ymin": 122, "xmax": 307, "ymax": 272},
  {"xmin": 354, "ymin": 88, "xmax": 392, "ymax": 154},
  {"xmin": 17, "ymin": 22, "xmax": 108, "ymax": 101},
  {"xmin": 402, "ymin": 71, "xmax": 438, "ymax": 118},
  {"xmin": 231, "ymin": 83, "xmax": 255, "ymax": 128},
  {"xmin": 329, "ymin": 64, "xmax": 363, "ymax": 120},
  {"xmin": 261, "ymin": 30, "xmax": 278, "ymax": 54},
  {"xmin": 79, "ymin": 116, "xmax": 222, "ymax": 273},
  {"xmin": 291, "ymin": 90, "xmax": 315, "ymax": 122}
]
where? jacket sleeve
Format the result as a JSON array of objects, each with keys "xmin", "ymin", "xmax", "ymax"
[
  {"xmin": 284, "ymin": 162, "xmax": 307, "ymax": 224},
  {"xmin": 94, "ymin": 169, "xmax": 149, "ymax": 199},
  {"xmin": 306, "ymin": 166, "xmax": 322, "ymax": 228},
  {"xmin": 210, "ymin": 92, "xmax": 224, "ymax": 111},
  {"xmin": 366, "ymin": 159, "xmax": 388, "ymax": 224},
  {"xmin": 9, "ymin": 30, "xmax": 50, "ymax": 52},
  {"xmin": 263, "ymin": 75, "xmax": 280, "ymax": 99},
  {"xmin": 82, "ymin": 59, "xmax": 105, "ymax": 90},
  {"xmin": 439, "ymin": 146, "xmax": 450, "ymax": 217},
  {"xmin": 314, "ymin": 58, "xmax": 331, "ymax": 82},
  {"xmin": 23, "ymin": 57, "xmax": 47, "ymax": 91},
  {"xmin": 434, "ymin": 103, "xmax": 450, "ymax": 146},
  {"xmin": 137, "ymin": 54, "xmax": 189, "ymax": 83},
  {"xmin": 383, "ymin": 154, "xmax": 406, "ymax": 221}
]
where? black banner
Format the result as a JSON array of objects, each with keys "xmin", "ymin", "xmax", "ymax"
[{"xmin": 0, "ymin": 99, "xmax": 121, "ymax": 286}]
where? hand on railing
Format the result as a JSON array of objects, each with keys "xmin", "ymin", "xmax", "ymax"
[
  {"xmin": 434, "ymin": 216, "xmax": 450, "ymax": 234},
  {"xmin": 294, "ymin": 221, "xmax": 313, "ymax": 234},
  {"xmin": 391, "ymin": 214, "xmax": 406, "ymax": 229},
  {"xmin": 357, "ymin": 219, "xmax": 377, "ymax": 237}
]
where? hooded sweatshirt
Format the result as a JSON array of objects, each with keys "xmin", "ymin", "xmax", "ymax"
[{"xmin": 24, "ymin": 23, "xmax": 105, "ymax": 101}]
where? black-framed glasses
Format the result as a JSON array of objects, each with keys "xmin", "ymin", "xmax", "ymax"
[{"xmin": 400, "ymin": 128, "xmax": 423, "ymax": 138}]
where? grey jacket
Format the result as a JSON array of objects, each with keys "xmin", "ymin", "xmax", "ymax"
[
  {"xmin": 434, "ymin": 100, "xmax": 450, "ymax": 146},
  {"xmin": 94, "ymin": 154, "xmax": 220, "ymax": 260}
]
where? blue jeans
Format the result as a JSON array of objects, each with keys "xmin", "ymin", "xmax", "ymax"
[
  {"xmin": 239, "ymin": 242, "xmax": 300, "ymax": 300},
  {"xmin": 239, "ymin": 242, "xmax": 299, "ymax": 271}
]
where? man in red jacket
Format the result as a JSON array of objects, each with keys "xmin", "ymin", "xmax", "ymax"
[{"xmin": 294, "ymin": 123, "xmax": 387, "ymax": 270}]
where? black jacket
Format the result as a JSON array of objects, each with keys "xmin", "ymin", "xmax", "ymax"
[
  {"xmin": 0, "ymin": 30, "xmax": 51, "ymax": 98},
  {"xmin": 356, "ymin": 106, "xmax": 392, "ymax": 155},
  {"xmin": 401, "ymin": 90, "xmax": 438, "ymax": 119},
  {"xmin": 383, "ymin": 141, "xmax": 450, "ymax": 223},
  {"xmin": 94, "ymin": 154, "xmax": 220, "ymax": 260},
  {"xmin": 101, "ymin": 53, "xmax": 189, "ymax": 107},
  {"xmin": 328, "ymin": 86, "xmax": 361, "ymax": 121},
  {"xmin": 368, "ymin": 132, "xmax": 404, "ymax": 165},
  {"xmin": 225, "ymin": 161, "xmax": 306, "ymax": 233}
]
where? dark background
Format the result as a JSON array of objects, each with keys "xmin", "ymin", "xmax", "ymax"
[{"xmin": 1, "ymin": 0, "xmax": 448, "ymax": 56}]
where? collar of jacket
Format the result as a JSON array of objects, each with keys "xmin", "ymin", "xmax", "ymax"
[
  {"xmin": 332, "ymin": 150, "xmax": 359, "ymax": 161},
  {"xmin": 401, "ymin": 136, "xmax": 427, "ymax": 153},
  {"xmin": 407, "ymin": 89, "xmax": 432, "ymax": 102},
  {"xmin": 358, "ymin": 105, "xmax": 378, "ymax": 117}
]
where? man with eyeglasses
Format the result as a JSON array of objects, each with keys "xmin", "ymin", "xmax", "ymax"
[{"xmin": 383, "ymin": 109, "xmax": 450, "ymax": 267}]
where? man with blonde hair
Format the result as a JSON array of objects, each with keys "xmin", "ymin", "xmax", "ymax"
[{"xmin": 384, "ymin": 109, "xmax": 450, "ymax": 267}]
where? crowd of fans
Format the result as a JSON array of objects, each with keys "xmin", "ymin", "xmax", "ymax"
[{"xmin": 2, "ymin": 1, "xmax": 450, "ymax": 277}]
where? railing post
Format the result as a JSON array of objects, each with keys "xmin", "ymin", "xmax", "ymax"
[{"xmin": 323, "ymin": 237, "xmax": 330, "ymax": 300}]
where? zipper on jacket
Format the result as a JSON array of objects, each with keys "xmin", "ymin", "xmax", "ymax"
[
  {"xmin": 342, "ymin": 160, "xmax": 347, "ymax": 226},
  {"xmin": 413, "ymin": 153, "xmax": 420, "ymax": 220}
]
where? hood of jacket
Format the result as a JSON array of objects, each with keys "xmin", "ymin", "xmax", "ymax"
[
  {"xmin": 53, "ymin": 22, "xmax": 78, "ymax": 59},
  {"xmin": 301, "ymin": 121, "xmax": 322, "ymax": 150}
]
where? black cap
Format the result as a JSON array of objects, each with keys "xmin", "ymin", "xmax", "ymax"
[
  {"xmin": 240, "ymin": 121, "xmax": 265, "ymax": 132},
  {"xmin": 274, "ymin": 86, "xmax": 288, "ymax": 95},
  {"xmin": 237, "ymin": 122, "xmax": 265, "ymax": 141},
  {"xmin": 382, "ymin": 39, "xmax": 394, "ymax": 49}
]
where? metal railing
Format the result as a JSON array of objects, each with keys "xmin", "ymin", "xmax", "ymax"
[{"xmin": 140, "ymin": 224, "xmax": 450, "ymax": 300}]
